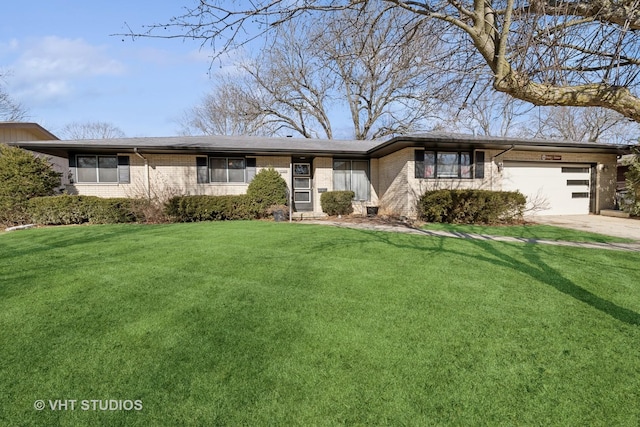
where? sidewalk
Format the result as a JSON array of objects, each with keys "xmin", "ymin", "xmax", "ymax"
[
  {"xmin": 527, "ymin": 214, "xmax": 640, "ymax": 241},
  {"xmin": 301, "ymin": 219, "xmax": 640, "ymax": 253}
]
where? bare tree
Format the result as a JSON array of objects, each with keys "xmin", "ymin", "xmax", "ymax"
[
  {"xmin": 0, "ymin": 73, "xmax": 28, "ymax": 122},
  {"xmin": 179, "ymin": 3, "xmax": 451, "ymax": 139},
  {"xmin": 318, "ymin": 4, "xmax": 452, "ymax": 139},
  {"xmin": 126, "ymin": 0, "xmax": 640, "ymax": 123},
  {"xmin": 59, "ymin": 121, "xmax": 126, "ymax": 139},
  {"xmin": 531, "ymin": 106, "xmax": 639, "ymax": 143},
  {"xmin": 179, "ymin": 77, "xmax": 273, "ymax": 136},
  {"xmin": 443, "ymin": 82, "xmax": 533, "ymax": 137},
  {"xmin": 240, "ymin": 21, "xmax": 337, "ymax": 138}
]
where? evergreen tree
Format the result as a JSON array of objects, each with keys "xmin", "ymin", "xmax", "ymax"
[{"xmin": 0, "ymin": 144, "xmax": 61, "ymax": 225}]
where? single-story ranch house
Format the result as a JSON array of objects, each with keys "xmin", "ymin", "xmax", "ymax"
[{"xmin": 7, "ymin": 126, "xmax": 634, "ymax": 218}]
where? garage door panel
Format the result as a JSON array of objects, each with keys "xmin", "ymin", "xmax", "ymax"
[{"xmin": 502, "ymin": 162, "xmax": 591, "ymax": 215}]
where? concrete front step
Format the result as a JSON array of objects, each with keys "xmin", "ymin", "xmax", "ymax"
[
  {"xmin": 600, "ymin": 209, "xmax": 631, "ymax": 218},
  {"xmin": 291, "ymin": 212, "xmax": 328, "ymax": 220}
]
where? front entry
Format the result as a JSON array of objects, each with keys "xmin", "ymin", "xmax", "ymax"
[{"xmin": 292, "ymin": 157, "xmax": 313, "ymax": 211}]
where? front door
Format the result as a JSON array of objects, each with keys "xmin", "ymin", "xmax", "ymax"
[{"xmin": 292, "ymin": 157, "xmax": 313, "ymax": 211}]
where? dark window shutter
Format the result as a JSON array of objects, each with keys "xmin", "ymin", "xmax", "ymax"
[
  {"xmin": 196, "ymin": 157, "xmax": 209, "ymax": 183},
  {"xmin": 117, "ymin": 156, "xmax": 130, "ymax": 183},
  {"xmin": 475, "ymin": 151, "xmax": 485, "ymax": 179},
  {"xmin": 415, "ymin": 150, "xmax": 425, "ymax": 178},
  {"xmin": 246, "ymin": 157, "xmax": 257, "ymax": 182}
]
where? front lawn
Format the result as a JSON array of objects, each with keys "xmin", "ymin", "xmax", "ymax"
[
  {"xmin": 423, "ymin": 222, "xmax": 635, "ymax": 243},
  {"xmin": 1, "ymin": 222, "xmax": 639, "ymax": 426}
]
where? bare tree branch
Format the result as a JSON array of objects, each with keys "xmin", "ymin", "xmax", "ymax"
[
  {"xmin": 0, "ymin": 72, "xmax": 28, "ymax": 122},
  {"xmin": 59, "ymin": 121, "xmax": 126, "ymax": 139},
  {"xmin": 124, "ymin": 0, "xmax": 640, "ymax": 123}
]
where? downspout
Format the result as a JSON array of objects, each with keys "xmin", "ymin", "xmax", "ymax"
[
  {"xmin": 491, "ymin": 145, "xmax": 515, "ymax": 191},
  {"xmin": 134, "ymin": 148, "xmax": 151, "ymax": 200},
  {"xmin": 289, "ymin": 157, "xmax": 293, "ymax": 223}
]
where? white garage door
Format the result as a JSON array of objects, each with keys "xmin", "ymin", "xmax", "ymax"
[{"xmin": 502, "ymin": 162, "xmax": 592, "ymax": 215}]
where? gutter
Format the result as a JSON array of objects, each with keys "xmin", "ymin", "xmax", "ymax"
[{"xmin": 134, "ymin": 148, "xmax": 151, "ymax": 200}]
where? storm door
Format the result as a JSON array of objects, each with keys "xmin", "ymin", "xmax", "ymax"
[{"xmin": 292, "ymin": 157, "xmax": 313, "ymax": 211}]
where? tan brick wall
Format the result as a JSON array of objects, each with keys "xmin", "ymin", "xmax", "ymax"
[
  {"xmin": 377, "ymin": 148, "xmax": 412, "ymax": 217},
  {"xmin": 65, "ymin": 149, "xmax": 620, "ymax": 216},
  {"xmin": 313, "ymin": 157, "xmax": 332, "ymax": 213},
  {"xmin": 257, "ymin": 156, "xmax": 290, "ymax": 170},
  {"xmin": 68, "ymin": 153, "xmax": 293, "ymax": 200},
  {"xmin": 377, "ymin": 148, "xmax": 493, "ymax": 218},
  {"xmin": 375, "ymin": 147, "xmax": 618, "ymax": 218}
]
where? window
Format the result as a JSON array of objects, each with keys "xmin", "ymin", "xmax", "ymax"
[
  {"xmin": 333, "ymin": 159, "xmax": 370, "ymax": 201},
  {"xmin": 74, "ymin": 155, "xmax": 129, "ymax": 183},
  {"xmin": 415, "ymin": 150, "xmax": 473, "ymax": 179},
  {"xmin": 567, "ymin": 180, "xmax": 589, "ymax": 186},
  {"xmin": 562, "ymin": 167, "xmax": 590, "ymax": 173},
  {"xmin": 211, "ymin": 158, "xmax": 244, "ymax": 182},
  {"xmin": 197, "ymin": 157, "xmax": 255, "ymax": 184},
  {"xmin": 475, "ymin": 151, "xmax": 485, "ymax": 179}
]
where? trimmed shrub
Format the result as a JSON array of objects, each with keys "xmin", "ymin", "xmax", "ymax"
[
  {"xmin": 27, "ymin": 195, "xmax": 139, "ymax": 225},
  {"xmin": 246, "ymin": 167, "xmax": 289, "ymax": 217},
  {"xmin": 164, "ymin": 195, "xmax": 259, "ymax": 222},
  {"xmin": 320, "ymin": 191, "xmax": 355, "ymax": 216},
  {"xmin": 418, "ymin": 189, "xmax": 526, "ymax": 224}
]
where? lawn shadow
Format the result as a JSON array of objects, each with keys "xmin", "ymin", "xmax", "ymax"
[
  {"xmin": 344, "ymin": 227, "xmax": 640, "ymax": 327},
  {"xmin": 471, "ymin": 238, "xmax": 640, "ymax": 326}
]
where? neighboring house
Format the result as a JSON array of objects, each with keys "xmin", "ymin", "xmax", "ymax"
[
  {"xmin": 0, "ymin": 122, "xmax": 68, "ymax": 186},
  {"xmin": 8, "ymin": 131, "xmax": 633, "ymax": 218}
]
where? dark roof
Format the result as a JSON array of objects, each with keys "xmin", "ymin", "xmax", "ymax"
[
  {"xmin": 6, "ymin": 132, "xmax": 634, "ymax": 158},
  {"xmin": 7, "ymin": 135, "xmax": 379, "ymax": 158},
  {"xmin": 369, "ymin": 133, "xmax": 634, "ymax": 157}
]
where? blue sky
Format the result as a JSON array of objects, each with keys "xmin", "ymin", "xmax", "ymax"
[{"xmin": 1, "ymin": 1, "xmax": 223, "ymax": 137}]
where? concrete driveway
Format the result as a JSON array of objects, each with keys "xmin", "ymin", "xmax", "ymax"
[{"xmin": 527, "ymin": 215, "xmax": 640, "ymax": 241}]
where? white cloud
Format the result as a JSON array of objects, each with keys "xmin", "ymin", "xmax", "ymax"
[
  {"xmin": 7, "ymin": 36, "xmax": 125, "ymax": 103},
  {"xmin": 0, "ymin": 38, "xmax": 19, "ymax": 55}
]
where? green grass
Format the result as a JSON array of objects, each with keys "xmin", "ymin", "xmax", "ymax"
[
  {"xmin": 423, "ymin": 222, "xmax": 635, "ymax": 243},
  {"xmin": 1, "ymin": 221, "xmax": 640, "ymax": 426}
]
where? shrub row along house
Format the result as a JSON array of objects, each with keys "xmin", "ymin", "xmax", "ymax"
[{"xmin": 4, "ymin": 123, "xmax": 633, "ymax": 218}]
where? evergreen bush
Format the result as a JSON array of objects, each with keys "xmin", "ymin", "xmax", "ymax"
[
  {"xmin": 320, "ymin": 191, "xmax": 355, "ymax": 216},
  {"xmin": 164, "ymin": 195, "xmax": 259, "ymax": 222},
  {"xmin": 246, "ymin": 167, "xmax": 289, "ymax": 216},
  {"xmin": 0, "ymin": 144, "xmax": 61, "ymax": 225},
  {"xmin": 418, "ymin": 189, "xmax": 526, "ymax": 224},
  {"xmin": 27, "ymin": 195, "xmax": 139, "ymax": 225}
]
